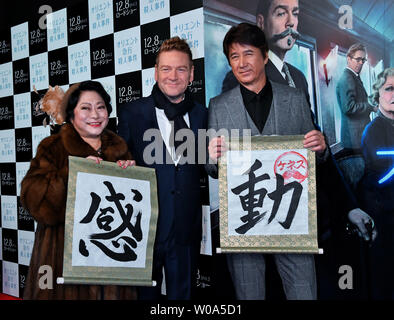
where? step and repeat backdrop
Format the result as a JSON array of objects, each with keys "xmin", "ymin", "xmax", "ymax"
[{"xmin": 0, "ymin": 0, "xmax": 205, "ymax": 298}]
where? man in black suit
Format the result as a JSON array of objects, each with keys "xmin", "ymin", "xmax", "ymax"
[
  {"xmin": 118, "ymin": 37, "xmax": 207, "ymax": 300},
  {"xmin": 336, "ymin": 43, "xmax": 377, "ymax": 151}
]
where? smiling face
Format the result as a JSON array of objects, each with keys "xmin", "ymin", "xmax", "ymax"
[
  {"xmin": 379, "ymin": 75, "xmax": 394, "ymax": 119},
  {"xmin": 229, "ymin": 42, "xmax": 269, "ymax": 93},
  {"xmin": 258, "ymin": 0, "xmax": 299, "ymax": 57},
  {"xmin": 71, "ymin": 90, "xmax": 109, "ymax": 140},
  {"xmin": 155, "ymin": 50, "xmax": 194, "ymax": 104}
]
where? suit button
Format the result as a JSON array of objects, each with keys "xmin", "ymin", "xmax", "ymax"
[
  {"xmin": 171, "ymin": 190, "xmax": 175, "ymax": 195},
  {"xmin": 175, "ymin": 166, "xmax": 180, "ymax": 172}
]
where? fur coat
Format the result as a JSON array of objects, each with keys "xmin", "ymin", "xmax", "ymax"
[{"xmin": 20, "ymin": 123, "xmax": 136, "ymax": 300}]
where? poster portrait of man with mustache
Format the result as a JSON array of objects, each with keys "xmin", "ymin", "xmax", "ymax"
[
  {"xmin": 255, "ymin": 0, "xmax": 310, "ymax": 97},
  {"xmin": 222, "ymin": 0, "xmax": 307, "ymax": 99}
]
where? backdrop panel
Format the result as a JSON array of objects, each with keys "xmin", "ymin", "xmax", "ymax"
[{"xmin": 0, "ymin": 0, "xmax": 204, "ymax": 298}]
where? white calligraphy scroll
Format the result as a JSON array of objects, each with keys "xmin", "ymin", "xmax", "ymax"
[
  {"xmin": 227, "ymin": 149, "xmax": 309, "ymax": 236},
  {"xmin": 61, "ymin": 156, "xmax": 159, "ymax": 286},
  {"xmin": 218, "ymin": 136, "xmax": 319, "ymax": 254},
  {"xmin": 72, "ymin": 172, "xmax": 151, "ymax": 268}
]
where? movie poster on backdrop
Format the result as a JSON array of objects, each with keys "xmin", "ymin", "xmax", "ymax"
[
  {"xmin": 60, "ymin": 156, "xmax": 159, "ymax": 286},
  {"xmin": 218, "ymin": 136, "xmax": 319, "ymax": 253},
  {"xmin": 204, "ymin": 0, "xmax": 393, "ymax": 298}
]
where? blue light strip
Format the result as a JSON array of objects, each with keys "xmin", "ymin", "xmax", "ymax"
[
  {"xmin": 378, "ymin": 168, "xmax": 394, "ymax": 184},
  {"xmin": 376, "ymin": 151, "xmax": 394, "ymax": 156},
  {"xmin": 376, "ymin": 150, "xmax": 394, "ymax": 184}
]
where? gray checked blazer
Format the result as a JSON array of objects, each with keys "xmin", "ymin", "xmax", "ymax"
[{"xmin": 206, "ymin": 80, "xmax": 315, "ymax": 178}]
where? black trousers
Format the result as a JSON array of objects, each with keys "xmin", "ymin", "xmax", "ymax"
[{"xmin": 138, "ymin": 237, "xmax": 199, "ymax": 300}]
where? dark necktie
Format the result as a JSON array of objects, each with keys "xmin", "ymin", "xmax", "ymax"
[{"xmin": 282, "ymin": 63, "xmax": 296, "ymax": 88}]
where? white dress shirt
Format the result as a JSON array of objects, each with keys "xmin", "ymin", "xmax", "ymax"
[{"xmin": 155, "ymin": 108, "xmax": 190, "ymax": 165}]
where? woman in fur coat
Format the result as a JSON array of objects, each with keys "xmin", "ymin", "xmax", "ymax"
[{"xmin": 20, "ymin": 81, "xmax": 136, "ymax": 299}]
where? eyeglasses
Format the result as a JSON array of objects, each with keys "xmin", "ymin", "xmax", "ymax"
[{"xmin": 351, "ymin": 57, "xmax": 367, "ymax": 63}]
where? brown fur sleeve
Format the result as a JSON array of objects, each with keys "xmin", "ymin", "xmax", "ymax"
[
  {"xmin": 102, "ymin": 129, "xmax": 134, "ymax": 162},
  {"xmin": 118, "ymin": 150, "xmax": 133, "ymax": 161},
  {"xmin": 20, "ymin": 136, "xmax": 68, "ymax": 226}
]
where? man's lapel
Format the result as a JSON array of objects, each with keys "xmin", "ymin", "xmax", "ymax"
[
  {"xmin": 145, "ymin": 96, "xmax": 160, "ymax": 130},
  {"xmin": 271, "ymin": 80, "xmax": 292, "ymax": 107},
  {"xmin": 263, "ymin": 81, "xmax": 292, "ymax": 135},
  {"xmin": 223, "ymin": 86, "xmax": 260, "ymax": 134},
  {"xmin": 345, "ymin": 68, "xmax": 367, "ymax": 98},
  {"xmin": 142, "ymin": 98, "xmax": 172, "ymax": 165}
]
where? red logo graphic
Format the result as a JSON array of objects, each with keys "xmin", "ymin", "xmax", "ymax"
[{"xmin": 274, "ymin": 151, "xmax": 308, "ymax": 184}]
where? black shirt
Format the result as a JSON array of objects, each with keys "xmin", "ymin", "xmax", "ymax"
[{"xmin": 240, "ymin": 81, "xmax": 273, "ymax": 133}]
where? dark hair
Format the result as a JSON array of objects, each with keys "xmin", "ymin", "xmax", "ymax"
[
  {"xmin": 256, "ymin": 0, "xmax": 274, "ymax": 17},
  {"xmin": 65, "ymin": 80, "xmax": 112, "ymax": 123},
  {"xmin": 156, "ymin": 36, "xmax": 193, "ymax": 66},
  {"xmin": 223, "ymin": 23, "xmax": 268, "ymax": 63}
]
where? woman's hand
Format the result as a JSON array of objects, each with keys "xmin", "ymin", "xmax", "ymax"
[
  {"xmin": 86, "ymin": 156, "xmax": 103, "ymax": 164},
  {"xmin": 116, "ymin": 160, "xmax": 136, "ymax": 169}
]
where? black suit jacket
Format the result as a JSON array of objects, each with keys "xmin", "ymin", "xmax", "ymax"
[
  {"xmin": 117, "ymin": 95, "xmax": 208, "ymax": 246},
  {"xmin": 265, "ymin": 60, "xmax": 310, "ymax": 103}
]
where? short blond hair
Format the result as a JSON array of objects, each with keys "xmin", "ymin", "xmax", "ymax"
[
  {"xmin": 369, "ymin": 67, "xmax": 394, "ymax": 106},
  {"xmin": 156, "ymin": 36, "xmax": 193, "ymax": 66}
]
